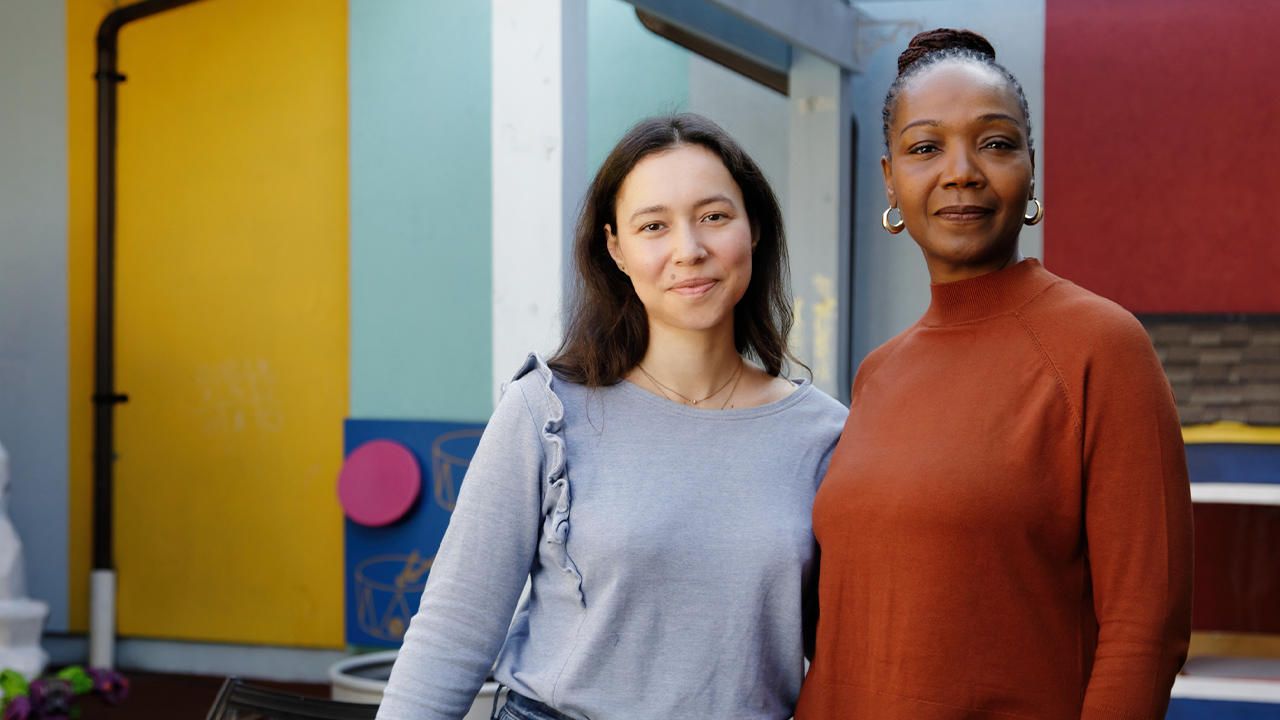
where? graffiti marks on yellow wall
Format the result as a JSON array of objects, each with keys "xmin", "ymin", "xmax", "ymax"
[{"xmin": 197, "ymin": 359, "xmax": 285, "ymax": 447}]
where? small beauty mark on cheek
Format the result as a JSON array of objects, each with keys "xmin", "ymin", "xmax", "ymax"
[{"xmin": 670, "ymin": 274, "xmax": 675, "ymax": 280}]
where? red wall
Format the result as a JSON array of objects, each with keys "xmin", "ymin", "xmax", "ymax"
[
  {"xmin": 1045, "ymin": 0, "xmax": 1280, "ymax": 313},
  {"xmin": 1191, "ymin": 504, "xmax": 1280, "ymax": 633}
]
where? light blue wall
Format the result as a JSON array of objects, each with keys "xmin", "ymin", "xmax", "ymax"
[
  {"xmin": 0, "ymin": 0, "xmax": 70, "ymax": 631},
  {"xmin": 349, "ymin": 0, "xmax": 493, "ymax": 422},
  {"xmin": 345, "ymin": 0, "xmax": 716, "ymax": 421},
  {"xmin": 588, "ymin": 0, "xmax": 691, "ymax": 172}
]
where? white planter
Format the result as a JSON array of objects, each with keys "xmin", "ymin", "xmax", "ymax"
[
  {"xmin": 329, "ymin": 650, "xmax": 501, "ymax": 719},
  {"xmin": 0, "ymin": 644, "xmax": 48, "ymax": 682},
  {"xmin": 0, "ymin": 598, "xmax": 48, "ymax": 647}
]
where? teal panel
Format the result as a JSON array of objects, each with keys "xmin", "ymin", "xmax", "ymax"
[
  {"xmin": 349, "ymin": 0, "xmax": 492, "ymax": 422},
  {"xmin": 588, "ymin": 0, "xmax": 691, "ymax": 173},
  {"xmin": 0, "ymin": 0, "xmax": 69, "ymax": 631}
]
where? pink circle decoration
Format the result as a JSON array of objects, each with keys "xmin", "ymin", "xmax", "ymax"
[{"xmin": 337, "ymin": 439, "xmax": 422, "ymax": 527}]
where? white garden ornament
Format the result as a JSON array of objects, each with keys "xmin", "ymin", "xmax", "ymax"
[{"xmin": 0, "ymin": 441, "xmax": 49, "ymax": 679}]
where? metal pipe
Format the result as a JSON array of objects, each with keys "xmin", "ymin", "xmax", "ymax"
[
  {"xmin": 840, "ymin": 115, "xmax": 857, "ymax": 404},
  {"xmin": 92, "ymin": 0, "xmax": 206, "ymax": 668}
]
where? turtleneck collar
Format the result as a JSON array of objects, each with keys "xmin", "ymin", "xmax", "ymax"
[{"xmin": 921, "ymin": 258, "xmax": 1059, "ymax": 327}]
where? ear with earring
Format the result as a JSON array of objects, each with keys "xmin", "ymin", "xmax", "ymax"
[
  {"xmin": 881, "ymin": 205, "xmax": 905, "ymax": 234},
  {"xmin": 1024, "ymin": 197, "xmax": 1043, "ymax": 226},
  {"xmin": 883, "ymin": 200, "xmax": 1042, "ymax": 233}
]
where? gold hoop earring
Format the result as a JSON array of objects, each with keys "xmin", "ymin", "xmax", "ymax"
[
  {"xmin": 1024, "ymin": 198, "xmax": 1044, "ymax": 226},
  {"xmin": 882, "ymin": 206, "xmax": 905, "ymax": 234}
]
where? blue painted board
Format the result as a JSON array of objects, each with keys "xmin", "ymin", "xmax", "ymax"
[
  {"xmin": 1186, "ymin": 444, "xmax": 1280, "ymax": 485},
  {"xmin": 344, "ymin": 418, "xmax": 486, "ymax": 647},
  {"xmin": 1168, "ymin": 698, "xmax": 1280, "ymax": 719}
]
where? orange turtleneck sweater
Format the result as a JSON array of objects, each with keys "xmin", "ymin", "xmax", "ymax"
[{"xmin": 797, "ymin": 259, "xmax": 1192, "ymax": 720}]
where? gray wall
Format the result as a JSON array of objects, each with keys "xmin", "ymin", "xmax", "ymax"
[
  {"xmin": 688, "ymin": 54, "xmax": 790, "ymax": 215},
  {"xmin": 0, "ymin": 0, "xmax": 70, "ymax": 631},
  {"xmin": 850, "ymin": 0, "xmax": 1046, "ymax": 367}
]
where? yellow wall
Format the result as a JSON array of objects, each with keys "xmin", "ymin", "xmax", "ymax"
[
  {"xmin": 67, "ymin": 0, "xmax": 348, "ymax": 647},
  {"xmin": 1183, "ymin": 422, "xmax": 1280, "ymax": 445}
]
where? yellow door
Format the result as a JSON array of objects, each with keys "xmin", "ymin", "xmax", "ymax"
[{"xmin": 69, "ymin": 0, "xmax": 348, "ymax": 648}]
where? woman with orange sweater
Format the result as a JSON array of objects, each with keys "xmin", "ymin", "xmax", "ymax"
[{"xmin": 797, "ymin": 30, "xmax": 1193, "ymax": 720}]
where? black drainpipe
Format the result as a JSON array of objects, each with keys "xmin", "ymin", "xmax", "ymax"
[{"xmin": 92, "ymin": 0, "xmax": 205, "ymax": 613}]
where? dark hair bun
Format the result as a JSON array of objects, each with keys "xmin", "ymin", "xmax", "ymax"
[{"xmin": 897, "ymin": 28, "xmax": 995, "ymax": 75}]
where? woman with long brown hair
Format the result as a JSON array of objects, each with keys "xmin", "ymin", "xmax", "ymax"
[
  {"xmin": 797, "ymin": 30, "xmax": 1192, "ymax": 720},
  {"xmin": 379, "ymin": 114, "xmax": 847, "ymax": 720}
]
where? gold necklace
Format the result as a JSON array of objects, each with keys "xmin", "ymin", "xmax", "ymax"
[
  {"xmin": 637, "ymin": 359, "xmax": 742, "ymax": 406},
  {"xmin": 718, "ymin": 361, "xmax": 745, "ymax": 410}
]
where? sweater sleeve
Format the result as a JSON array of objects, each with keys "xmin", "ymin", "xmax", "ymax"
[
  {"xmin": 1077, "ymin": 314, "xmax": 1193, "ymax": 720},
  {"xmin": 377, "ymin": 380, "xmax": 544, "ymax": 720}
]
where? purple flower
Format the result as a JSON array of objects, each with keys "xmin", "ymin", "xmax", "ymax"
[
  {"xmin": 28, "ymin": 678, "xmax": 74, "ymax": 717},
  {"xmin": 86, "ymin": 669, "xmax": 130, "ymax": 706},
  {"xmin": 2, "ymin": 695, "xmax": 31, "ymax": 720}
]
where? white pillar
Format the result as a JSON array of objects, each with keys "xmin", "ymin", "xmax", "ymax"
[
  {"xmin": 491, "ymin": 0, "xmax": 588, "ymax": 404},
  {"xmin": 787, "ymin": 49, "xmax": 852, "ymax": 400}
]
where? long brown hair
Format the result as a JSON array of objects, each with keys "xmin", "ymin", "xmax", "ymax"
[{"xmin": 549, "ymin": 113, "xmax": 801, "ymax": 387}]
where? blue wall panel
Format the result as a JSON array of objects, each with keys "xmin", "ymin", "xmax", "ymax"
[
  {"xmin": 1186, "ymin": 444, "xmax": 1280, "ymax": 484},
  {"xmin": 343, "ymin": 419, "xmax": 484, "ymax": 647},
  {"xmin": 1167, "ymin": 698, "xmax": 1280, "ymax": 719}
]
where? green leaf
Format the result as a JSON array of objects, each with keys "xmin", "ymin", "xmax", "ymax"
[
  {"xmin": 56, "ymin": 666, "xmax": 94, "ymax": 695},
  {"xmin": 0, "ymin": 668, "xmax": 30, "ymax": 700}
]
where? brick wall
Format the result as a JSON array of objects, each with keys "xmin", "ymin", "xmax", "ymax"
[{"xmin": 1140, "ymin": 316, "xmax": 1280, "ymax": 426}]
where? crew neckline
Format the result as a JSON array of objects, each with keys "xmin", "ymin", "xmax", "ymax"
[
  {"xmin": 921, "ymin": 258, "xmax": 1059, "ymax": 327},
  {"xmin": 616, "ymin": 377, "xmax": 814, "ymax": 420}
]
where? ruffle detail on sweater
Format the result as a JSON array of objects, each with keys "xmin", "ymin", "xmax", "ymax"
[{"xmin": 506, "ymin": 352, "xmax": 584, "ymax": 607}]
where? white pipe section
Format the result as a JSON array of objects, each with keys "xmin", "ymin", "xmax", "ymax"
[
  {"xmin": 89, "ymin": 569, "xmax": 116, "ymax": 669},
  {"xmin": 490, "ymin": 0, "xmax": 588, "ymax": 405}
]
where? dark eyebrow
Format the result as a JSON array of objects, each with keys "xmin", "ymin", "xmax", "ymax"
[
  {"xmin": 899, "ymin": 113, "xmax": 1023, "ymax": 138},
  {"xmin": 978, "ymin": 113, "xmax": 1022, "ymax": 126},
  {"xmin": 899, "ymin": 119, "xmax": 939, "ymax": 137},
  {"xmin": 630, "ymin": 204, "xmax": 667, "ymax": 221},
  {"xmin": 629, "ymin": 195, "xmax": 735, "ymax": 222},
  {"xmin": 693, "ymin": 194, "xmax": 734, "ymax": 210}
]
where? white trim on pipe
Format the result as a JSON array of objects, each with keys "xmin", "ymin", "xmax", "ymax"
[{"xmin": 88, "ymin": 569, "xmax": 115, "ymax": 669}]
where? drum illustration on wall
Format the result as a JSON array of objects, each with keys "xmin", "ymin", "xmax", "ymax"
[
  {"xmin": 432, "ymin": 429, "xmax": 485, "ymax": 512},
  {"xmin": 340, "ymin": 419, "xmax": 485, "ymax": 647},
  {"xmin": 353, "ymin": 551, "xmax": 433, "ymax": 642}
]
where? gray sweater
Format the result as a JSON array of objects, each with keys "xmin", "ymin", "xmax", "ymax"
[{"xmin": 378, "ymin": 354, "xmax": 848, "ymax": 720}]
